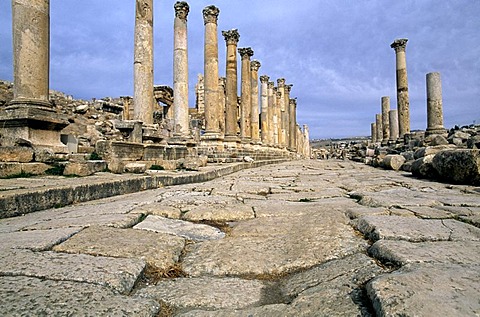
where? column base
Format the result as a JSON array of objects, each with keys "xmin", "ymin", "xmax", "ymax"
[
  {"xmin": 0, "ymin": 104, "xmax": 69, "ymax": 153},
  {"xmin": 201, "ymin": 132, "xmax": 224, "ymax": 142},
  {"xmin": 425, "ymin": 128, "xmax": 447, "ymax": 136}
]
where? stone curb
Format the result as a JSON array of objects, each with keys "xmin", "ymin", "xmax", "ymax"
[{"xmin": 0, "ymin": 159, "xmax": 287, "ymax": 218}]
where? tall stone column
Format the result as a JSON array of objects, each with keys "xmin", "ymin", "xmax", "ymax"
[
  {"xmin": 283, "ymin": 83, "xmax": 291, "ymax": 150},
  {"xmin": 286, "ymin": 85, "xmax": 294, "ymax": 150},
  {"xmin": 238, "ymin": 47, "xmax": 254, "ymax": 141},
  {"xmin": 289, "ymin": 98, "xmax": 297, "ymax": 151},
  {"xmin": 218, "ymin": 77, "xmax": 226, "ymax": 135},
  {"xmin": 371, "ymin": 123, "xmax": 377, "ymax": 143},
  {"xmin": 381, "ymin": 96, "xmax": 390, "ymax": 144},
  {"xmin": 375, "ymin": 114, "xmax": 383, "ymax": 143},
  {"xmin": 275, "ymin": 90, "xmax": 283, "ymax": 147},
  {"xmin": 303, "ymin": 124, "xmax": 311, "ymax": 158},
  {"xmin": 134, "ymin": 0, "xmax": 154, "ymax": 124},
  {"xmin": 1, "ymin": 0, "xmax": 68, "ymax": 151},
  {"xmin": 426, "ymin": 72, "xmax": 446, "ymax": 136},
  {"xmin": 389, "ymin": 110, "xmax": 399, "ymax": 142},
  {"xmin": 272, "ymin": 87, "xmax": 279, "ymax": 146},
  {"xmin": 250, "ymin": 60, "xmax": 261, "ymax": 144},
  {"xmin": 260, "ymin": 75, "xmax": 269, "ymax": 144},
  {"xmin": 277, "ymin": 78, "xmax": 286, "ymax": 148},
  {"xmin": 202, "ymin": 5, "xmax": 222, "ymax": 139},
  {"xmin": 391, "ymin": 38, "xmax": 410, "ymax": 139},
  {"xmin": 267, "ymin": 81, "xmax": 275, "ymax": 146},
  {"xmin": 172, "ymin": 1, "xmax": 189, "ymax": 138},
  {"xmin": 221, "ymin": 29, "xmax": 240, "ymax": 142}
]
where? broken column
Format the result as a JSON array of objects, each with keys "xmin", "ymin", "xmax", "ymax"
[
  {"xmin": 0, "ymin": 0, "xmax": 68, "ymax": 151},
  {"xmin": 202, "ymin": 5, "xmax": 222, "ymax": 140},
  {"xmin": 389, "ymin": 109, "xmax": 399, "ymax": 143},
  {"xmin": 238, "ymin": 47, "xmax": 254, "ymax": 142},
  {"xmin": 172, "ymin": 1, "xmax": 190, "ymax": 139},
  {"xmin": 425, "ymin": 72, "xmax": 446, "ymax": 136},
  {"xmin": 260, "ymin": 75, "xmax": 269, "ymax": 145},
  {"xmin": 391, "ymin": 38, "xmax": 410, "ymax": 140},
  {"xmin": 134, "ymin": 0, "xmax": 154, "ymax": 125},
  {"xmin": 375, "ymin": 114, "xmax": 383, "ymax": 143},
  {"xmin": 381, "ymin": 96, "xmax": 390, "ymax": 145},
  {"xmin": 250, "ymin": 60, "xmax": 261, "ymax": 144},
  {"xmin": 221, "ymin": 29, "xmax": 240, "ymax": 142}
]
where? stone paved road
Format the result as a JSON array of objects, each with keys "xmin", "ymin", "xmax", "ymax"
[{"xmin": 1, "ymin": 160, "xmax": 479, "ymax": 316}]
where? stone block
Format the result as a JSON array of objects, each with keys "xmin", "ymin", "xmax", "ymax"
[
  {"xmin": 411, "ymin": 154, "xmax": 438, "ymax": 179},
  {"xmin": 110, "ymin": 141, "xmax": 144, "ymax": 160},
  {"xmin": 20, "ymin": 162, "xmax": 50, "ymax": 175},
  {"xmin": 432, "ymin": 149, "xmax": 480, "ymax": 185},
  {"xmin": 0, "ymin": 146, "xmax": 33, "ymax": 162},
  {"xmin": 144, "ymin": 144, "xmax": 165, "ymax": 161},
  {"xmin": 124, "ymin": 163, "xmax": 147, "ymax": 174},
  {"xmin": 0, "ymin": 162, "xmax": 22, "ymax": 178},
  {"xmin": 381, "ymin": 154, "xmax": 405, "ymax": 171},
  {"xmin": 63, "ymin": 161, "xmax": 107, "ymax": 176}
]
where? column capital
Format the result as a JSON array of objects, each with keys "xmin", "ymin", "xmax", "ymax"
[
  {"xmin": 277, "ymin": 78, "xmax": 286, "ymax": 87},
  {"xmin": 174, "ymin": 1, "xmax": 189, "ymax": 21},
  {"xmin": 268, "ymin": 81, "xmax": 275, "ymax": 89},
  {"xmin": 285, "ymin": 84, "xmax": 293, "ymax": 93},
  {"xmin": 203, "ymin": 5, "xmax": 219, "ymax": 25},
  {"xmin": 289, "ymin": 98, "xmax": 297, "ymax": 106},
  {"xmin": 238, "ymin": 47, "xmax": 254, "ymax": 59},
  {"xmin": 250, "ymin": 60, "xmax": 261, "ymax": 72},
  {"xmin": 260, "ymin": 75, "xmax": 270, "ymax": 83},
  {"xmin": 136, "ymin": 0, "xmax": 153, "ymax": 20},
  {"xmin": 390, "ymin": 38, "xmax": 408, "ymax": 53},
  {"xmin": 222, "ymin": 29, "xmax": 240, "ymax": 45},
  {"xmin": 276, "ymin": 91, "xmax": 282, "ymax": 98}
]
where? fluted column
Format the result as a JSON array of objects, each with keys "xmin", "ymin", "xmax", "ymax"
[
  {"xmin": 389, "ymin": 110, "xmax": 399, "ymax": 142},
  {"xmin": 426, "ymin": 72, "xmax": 446, "ymax": 136},
  {"xmin": 289, "ymin": 98, "xmax": 297, "ymax": 151},
  {"xmin": 238, "ymin": 47, "xmax": 254, "ymax": 141},
  {"xmin": 134, "ymin": 0, "xmax": 154, "ymax": 124},
  {"xmin": 250, "ymin": 60, "xmax": 261, "ymax": 143},
  {"xmin": 202, "ymin": 5, "xmax": 222, "ymax": 139},
  {"xmin": 267, "ymin": 81, "xmax": 275, "ymax": 146},
  {"xmin": 172, "ymin": 1, "xmax": 189, "ymax": 138},
  {"xmin": 260, "ymin": 75, "xmax": 269, "ymax": 144},
  {"xmin": 277, "ymin": 78, "xmax": 286, "ymax": 148},
  {"xmin": 222, "ymin": 29, "xmax": 240, "ymax": 141},
  {"xmin": 381, "ymin": 96, "xmax": 390, "ymax": 144},
  {"xmin": 391, "ymin": 38, "xmax": 410, "ymax": 139},
  {"xmin": 375, "ymin": 113, "xmax": 383, "ymax": 143}
]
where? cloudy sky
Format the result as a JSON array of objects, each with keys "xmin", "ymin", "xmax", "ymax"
[{"xmin": 1, "ymin": 1, "xmax": 479, "ymax": 139}]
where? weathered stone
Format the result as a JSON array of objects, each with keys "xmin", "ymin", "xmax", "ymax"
[
  {"xmin": 23, "ymin": 213, "xmax": 142, "ymax": 230},
  {"xmin": 350, "ymin": 187, "xmax": 440, "ymax": 208},
  {"xmin": 0, "ymin": 162, "xmax": 22, "ymax": 178},
  {"xmin": 0, "ymin": 248, "xmax": 144, "ymax": 294},
  {"xmin": 125, "ymin": 162, "xmax": 147, "ymax": 174},
  {"xmin": 345, "ymin": 206, "xmax": 390, "ymax": 219},
  {"xmin": 367, "ymin": 264, "xmax": 480, "ymax": 317},
  {"xmin": 136, "ymin": 277, "xmax": 265, "ymax": 311},
  {"xmin": 432, "ymin": 149, "xmax": 480, "ymax": 185},
  {"xmin": 134, "ymin": 215, "xmax": 225, "ymax": 241},
  {"xmin": 0, "ymin": 276, "xmax": 160, "ymax": 316},
  {"xmin": 411, "ymin": 154, "xmax": 438, "ymax": 179},
  {"xmin": 130, "ymin": 202, "xmax": 182, "ymax": 219},
  {"xmin": 182, "ymin": 203, "xmax": 254, "ymax": 222},
  {"xmin": 53, "ymin": 226, "xmax": 185, "ymax": 271},
  {"xmin": 63, "ymin": 161, "xmax": 107, "ymax": 176},
  {"xmin": 414, "ymin": 145, "xmax": 455, "ymax": 159},
  {"xmin": 0, "ymin": 227, "xmax": 81, "ymax": 251},
  {"xmin": 381, "ymin": 154, "xmax": 405, "ymax": 171},
  {"xmin": 0, "ymin": 146, "xmax": 33, "ymax": 162},
  {"xmin": 20, "ymin": 162, "xmax": 50, "ymax": 175}
]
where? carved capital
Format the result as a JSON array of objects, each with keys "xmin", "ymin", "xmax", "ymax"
[
  {"xmin": 203, "ymin": 5, "xmax": 219, "ymax": 25},
  {"xmin": 391, "ymin": 38, "xmax": 408, "ymax": 53},
  {"xmin": 276, "ymin": 91, "xmax": 282, "ymax": 98},
  {"xmin": 277, "ymin": 78, "xmax": 286, "ymax": 87},
  {"xmin": 285, "ymin": 84, "xmax": 293, "ymax": 94},
  {"xmin": 289, "ymin": 98, "xmax": 297, "ymax": 106},
  {"xmin": 222, "ymin": 29, "xmax": 240, "ymax": 45},
  {"xmin": 268, "ymin": 81, "xmax": 275, "ymax": 89},
  {"xmin": 136, "ymin": 0, "xmax": 153, "ymax": 20},
  {"xmin": 250, "ymin": 60, "xmax": 261, "ymax": 72},
  {"xmin": 238, "ymin": 47, "xmax": 254, "ymax": 59},
  {"xmin": 174, "ymin": 1, "xmax": 189, "ymax": 21},
  {"xmin": 260, "ymin": 75, "xmax": 270, "ymax": 83}
]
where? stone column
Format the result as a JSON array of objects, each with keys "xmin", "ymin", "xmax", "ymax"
[
  {"xmin": 260, "ymin": 75, "xmax": 269, "ymax": 144},
  {"xmin": 391, "ymin": 38, "xmax": 410, "ymax": 139},
  {"xmin": 276, "ymin": 90, "xmax": 283, "ymax": 147},
  {"xmin": 267, "ymin": 81, "xmax": 275, "ymax": 146},
  {"xmin": 202, "ymin": 5, "xmax": 222, "ymax": 139},
  {"xmin": 389, "ymin": 110, "xmax": 399, "ymax": 142},
  {"xmin": 272, "ymin": 87, "xmax": 279, "ymax": 146},
  {"xmin": 286, "ymin": 85, "xmax": 294, "ymax": 149},
  {"xmin": 134, "ymin": 0, "xmax": 154, "ymax": 124},
  {"xmin": 381, "ymin": 96, "xmax": 390, "ymax": 144},
  {"xmin": 1, "ymin": 0, "xmax": 68, "ymax": 151},
  {"xmin": 283, "ymin": 83, "xmax": 291, "ymax": 150},
  {"xmin": 238, "ymin": 47, "xmax": 254, "ymax": 141},
  {"xmin": 425, "ymin": 72, "xmax": 446, "ymax": 136},
  {"xmin": 172, "ymin": 1, "xmax": 189, "ymax": 138},
  {"xmin": 221, "ymin": 29, "xmax": 240, "ymax": 142},
  {"xmin": 277, "ymin": 78, "xmax": 286, "ymax": 148},
  {"xmin": 289, "ymin": 98, "xmax": 297, "ymax": 151},
  {"xmin": 218, "ymin": 77, "xmax": 226, "ymax": 135},
  {"xmin": 250, "ymin": 60, "xmax": 261, "ymax": 144},
  {"xmin": 303, "ymin": 124, "xmax": 310, "ymax": 158},
  {"xmin": 375, "ymin": 113, "xmax": 383, "ymax": 143},
  {"xmin": 371, "ymin": 123, "xmax": 377, "ymax": 143}
]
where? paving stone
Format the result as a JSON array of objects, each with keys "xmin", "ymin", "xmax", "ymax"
[
  {"xmin": 176, "ymin": 305, "xmax": 288, "ymax": 317},
  {"xmin": 0, "ymin": 227, "xmax": 81, "ymax": 251},
  {"xmin": 0, "ymin": 249, "xmax": 144, "ymax": 294},
  {"xmin": 345, "ymin": 206, "xmax": 389, "ymax": 219},
  {"xmin": 369, "ymin": 239, "xmax": 480, "ymax": 266},
  {"xmin": 404, "ymin": 206, "xmax": 455, "ymax": 219},
  {"xmin": 134, "ymin": 215, "xmax": 225, "ymax": 241},
  {"xmin": 182, "ymin": 203, "xmax": 254, "ymax": 222},
  {"xmin": 136, "ymin": 277, "xmax": 266, "ymax": 312},
  {"xmin": 53, "ymin": 226, "xmax": 185, "ymax": 270},
  {"xmin": 351, "ymin": 187, "xmax": 441, "ymax": 208},
  {"xmin": 356, "ymin": 215, "xmax": 480, "ymax": 242},
  {"xmin": 0, "ymin": 276, "xmax": 160, "ymax": 316},
  {"xmin": 130, "ymin": 202, "xmax": 182, "ymax": 219},
  {"xmin": 367, "ymin": 264, "xmax": 480, "ymax": 317}
]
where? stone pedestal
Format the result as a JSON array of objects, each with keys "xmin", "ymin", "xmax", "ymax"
[
  {"xmin": 260, "ymin": 75, "xmax": 269, "ymax": 144},
  {"xmin": 134, "ymin": 0, "xmax": 154, "ymax": 124},
  {"xmin": 381, "ymin": 96, "xmax": 390, "ymax": 145},
  {"xmin": 222, "ymin": 29, "xmax": 240, "ymax": 142},
  {"xmin": 391, "ymin": 38, "xmax": 410, "ymax": 139},
  {"xmin": 389, "ymin": 110, "xmax": 399, "ymax": 143},
  {"xmin": 238, "ymin": 47, "xmax": 254, "ymax": 142},
  {"xmin": 250, "ymin": 60, "xmax": 261, "ymax": 144},
  {"xmin": 173, "ymin": 1, "xmax": 190, "ymax": 138},
  {"xmin": 425, "ymin": 72, "xmax": 446, "ymax": 136}
]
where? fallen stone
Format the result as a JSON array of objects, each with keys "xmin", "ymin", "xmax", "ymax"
[
  {"xmin": 369, "ymin": 240, "xmax": 480, "ymax": 266},
  {"xmin": 134, "ymin": 215, "xmax": 225, "ymax": 241},
  {"xmin": 411, "ymin": 154, "xmax": 438, "ymax": 179},
  {"xmin": 367, "ymin": 264, "xmax": 480, "ymax": 317},
  {"xmin": 0, "ymin": 276, "xmax": 160, "ymax": 316},
  {"xmin": 381, "ymin": 154, "xmax": 405, "ymax": 171},
  {"xmin": 53, "ymin": 226, "xmax": 185, "ymax": 271},
  {"xmin": 0, "ymin": 249, "xmax": 144, "ymax": 294},
  {"xmin": 432, "ymin": 149, "xmax": 480, "ymax": 185},
  {"xmin": 182, "ymin": 203, "xmax": 254, "ymax": 222},
  {"xmin": 125, "ymin": 162, "xmax": 147, "ymax": 174}
]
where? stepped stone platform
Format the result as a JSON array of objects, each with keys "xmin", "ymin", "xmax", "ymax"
[{"xmin": 0, "ymin": 159, "xmax": 479, "ymax": 316}]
